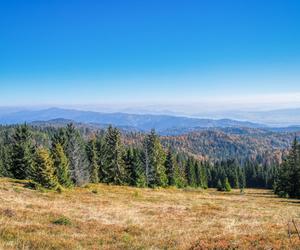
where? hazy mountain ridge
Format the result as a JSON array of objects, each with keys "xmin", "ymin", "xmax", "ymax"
[
  {"xmin": 0, "ymin": 107, "xmax": 264, "ymax": 132},
  {"xmin": 193, "ymin": 108, "xmax": 300, "ymax": 126}
]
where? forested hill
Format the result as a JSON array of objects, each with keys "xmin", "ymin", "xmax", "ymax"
[
  {"xmin": 3, "ymin": 121, "xmax": 298, "ymax": 164},
  {"xmin": 161, "ymin": 128, "xmax": 298, "ymax": 164}
]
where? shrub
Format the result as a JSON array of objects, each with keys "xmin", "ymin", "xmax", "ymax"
[{"xmin": 52, "ymin": 216, "xmax": 72, "ymax": 226}]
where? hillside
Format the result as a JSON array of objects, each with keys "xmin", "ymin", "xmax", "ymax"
[
  {"xmin": 161, "ymin": 128, "xmax": 298, "ymax": 163},
  {"xmin": 0, "ymin": 178, "xmax": 299, "ymax": 249},
  {"xmin": 6, "ymin": 121, "xmax": 298, "ymax": 163}
]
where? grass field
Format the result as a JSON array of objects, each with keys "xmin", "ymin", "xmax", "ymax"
[{"xmin": 0, "ymin": 178, "xmax": 300, "ymax": 250}]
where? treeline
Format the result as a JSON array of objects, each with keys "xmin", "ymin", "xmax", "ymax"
[
  {"xmin": 274, "ymin": 138, "xmax": 300, "ymax": 198},
  {"xmin": 0, "ymin": 124, "xmax": 277, "ymax": 191}
]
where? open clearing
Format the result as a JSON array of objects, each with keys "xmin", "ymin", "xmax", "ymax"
[{"xmin": 0, "ymin": 178, "xmax": 300, "ymax": 250}]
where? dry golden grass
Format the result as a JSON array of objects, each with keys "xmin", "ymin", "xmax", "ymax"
[{"xmin": 1, "ymin": 178, "xmax": 300, "ymax": 250}]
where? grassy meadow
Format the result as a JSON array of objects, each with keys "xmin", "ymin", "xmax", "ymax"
[{"xmin": 0, "ymin": 178, "xmax": 300, "ymax": 249}]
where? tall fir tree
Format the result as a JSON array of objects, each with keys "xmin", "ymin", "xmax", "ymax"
[
  {"xmin": 86, "ymin": 138, "xmax": 99, "ymax": 183},
  {"xmin": 52, "ymin": 143, "xmax": 72, "ymax": 187},
  {"xmin": 185, "ymin": 157, "xmax": 196, "ymax": 187},
  {"xmin": 103, "ymin": 126, "xmax": 126, "ymax": 185},
  {"xmin": 34, "ymin": 147, "xmax": 59, "ymax": 189},
  {"xmin": 10, "ymin": 124, "xmax": 36, "ymax": 180},
  {"xmin": 275, "ymin": 137, "xmax": 300, "ymax": 198},
  {"xmin": 224, "ymin": 177, "xmax": 232, "ymax": 192},
  {"xmin": 65, "ymin": 123, "xmax": 89, "ymax": 186},
  {"xmin": 143, "ymin": 130, "xmax": 167, "ymax": 187},
  {"xmin": 165, "ymin": 149, "xmax": 177, "ymax": 186}
]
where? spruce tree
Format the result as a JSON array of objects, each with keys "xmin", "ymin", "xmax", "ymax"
[
  {"xmin": 185, "ymin": 157, "xmax": 196, "ymax": 187},
  {"xmin": 34, "ymin": 148, "xmax": 59, "ymax": 189},
  {"xmin": 224, "ymin": 177, "xmax": 232, "ymax": 192},
  {"xmin": 217, "ymin": 179, "xmax": 223, "ymax": 191},
  {"xmin": 143, "ymin": 130, "xmax": 167, "ymax": 187},
  {"xmin": 275, "ymin": 137, "xmax": 300, "ymax": 198},
  {"xmin": 95, "ymin": 132, "xmax": 106, "ymax": 182},
  {"xmin": 86, "ymin": 138, "xmax": 99, "ymax": 183},
  {"xmin": 133, "ymin": 148, "xmax": 147, "ymax": 187},
  {"xmin": 103, "ymin": 126, "xmax": 126, "ymax": 185},
  {"xmin": 65, "ymin": 123, "xmax": 89, "ymax": 186},
  {"xmin": 165, "ymin": 149, "xmax": 177, "ymax": 186},
  {"xmin": 124, "ymin": 147, "xmax": 136, "ymax": 185},
  {"xmin": 10, "ymin": 124, "xmax": 36, "ymax": 180},
  {"xmin": 52, "ymin": 143, "xmax": 72, "ymax": 187},
  {"xmin": 200, "ymin": 163, "xmax": 208, "ymax": 189}
]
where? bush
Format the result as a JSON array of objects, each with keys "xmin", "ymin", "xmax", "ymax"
[
  {"xmin": 278, "ymin": 191, "xmax": 289, "ymax": 198},
  {"xmin": 52, "ymin": 216, "xmax": 72, "ymax": 226}
]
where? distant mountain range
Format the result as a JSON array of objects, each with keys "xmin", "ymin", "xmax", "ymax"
[
  {"xmin": 0, "ymin": 107, "xmax": 300, "ymax": 135},
  {"xmin": 0, "ymin": 107, "xmax": 265, "ymax": 133},
  {"xmin": 193, "ymin": 108, "xmax": 300, "ymax": 126}
]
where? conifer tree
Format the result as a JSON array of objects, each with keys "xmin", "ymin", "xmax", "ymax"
[
  {"xmin": 224, "ymin": 177, "xmax": 232, "ymax": 192},
  {"xmin": 165, "ymin": 149, "xmax": 177, "ymax": 186},
  {"xmin": 133, "ymin": 148, "xmax": 147, "ymax": 187},
  {"xmin": 95, "ymin": 132, "xmax": 106, "ymax": 182},
  {"xmin": 124, "ymin": 147, "xmax": 135, "ymax": 185},
  {"xmin": 52, "ymin": 143, "xmax": 72, "ymax": 187},
  {"xmin": 185, "ymin": 157, "xmax": 196, "ymax": 187},
  {"xmin": 275, "ymin": 137, "xmax": 300, "ymax": 198},
  {"xmin": 200, "ymin": 164, "xmax": 208, "ymax": 189},
  {"xmin": 10, "ymin": 124, "xmax": 36, "ymax": 180},
  {"xmin": 86, "ymin": 138, "xmax": 99, "ymax": 183},
  {"xmin": 52, "ymin": 128, "xmax": 67, "ymax": 149},
  {"xmin": 103, "ymin": 126, "xmax": 126, "ymax": 185},
  {"xmin": 65, "ymin": 123, "xmax": 89, "ymax": 186},
  {"xmin": 217, "ymin": 179, "xmax": 223, "ymax": 191},
  {"xmin": 34, "ymin": 148, "xmax": 59, "ymax": 189},
  {"xmin": 143, "ymin": 130, "xmax": 167, "ymax": 187}
]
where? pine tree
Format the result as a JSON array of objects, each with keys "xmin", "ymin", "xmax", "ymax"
[
  {"xmin": 217, "ymin": 179, "xmax": 223, "ymax": 191},
  {"xmin": 0, "ymin": 130, "xmax": 12, "ymax": 178},
  {"xmin": 95, "ymin": 132, "xmax": 106, "ymax": 182},
  {"xmin": 103, "ymin": 126, "xmax": 126, "ymax": 185},
  {"xmin": 34, "ymin": 148, "xmax": 59, "ymax": 189},
  {"xmin": 185, "ymin": 157, "xmax": 196, "ymax": 187},
  {"xmin": 132, "ymin": 148, "xmax": 147, "ymax": 187},
  {"xmin": 143, "ymin": 130, "xmax": 167, "ymax": 187},
  {"xmin": 165, "ymin": 149, "xmax": 177, "ymax": 186},
  {"xmin": 200, "ymin": 164, "xmax": 208, "ymax": 189},
  {"xmin": 10, "ymin": 124, "xmax": 36, "ymax": 180},
  {"xmin": 238, "ymin": 167, "xmax": 246, "ymax": 190},
  {"xmin": 275, "ymin": 137, "xmax": 300, "ymax": 198},
  {"xmin": 194, "ymin": 162, "xmax": 201, "ymax": 187},
  {"xmin": 52, "ymin": 143, "xmax": 72, "ymax": 187},
  {"xmin": 65, "ymin": 123, "xmax": 89, "ymax": 186},
  {"xmin": 52, "ymin": 128, "xmax": 67, "ymax": 149},
  {"xmin": 124, "ymin": 147, "xmax": 135, "ymax": 185},
  {"xmin": 224, "ymin": 177, "xmax": 232, "ymax": 192},
  {"xmin": 86, "ymin": 138, "xmax": 99, "ymax": 183}
]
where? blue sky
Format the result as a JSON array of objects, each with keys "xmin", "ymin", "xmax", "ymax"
[{"xmin": 0, "ymin": 0, "xmax": 300, "ymax": 110}]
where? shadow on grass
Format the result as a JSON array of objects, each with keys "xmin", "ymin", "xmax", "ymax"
[{"xmin": 279, "ymin": 200, "xmax": 300, "ymax": 205}]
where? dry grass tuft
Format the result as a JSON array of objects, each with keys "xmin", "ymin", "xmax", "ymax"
[{"xmin": 0, "ymin": 177, "xmax": 300, "ymax": 249}]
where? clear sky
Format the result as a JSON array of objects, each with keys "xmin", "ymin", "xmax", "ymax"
[{"xmin": 0, "ymin": 0, "xmax": 300, "ymax": 110}]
